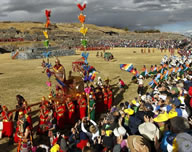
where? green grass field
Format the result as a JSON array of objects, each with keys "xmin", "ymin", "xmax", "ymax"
[
  {"xmin": 0, "ymin": 48, "xmax": 170, "ymax": 110},
  {"xmin": 0, "ymin": 47, "xmax": 170, "ymax": 151}
]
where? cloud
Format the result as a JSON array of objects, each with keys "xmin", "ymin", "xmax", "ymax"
[{"xmin": 0, "ymin": 0, "xmax": 191, "ymax": 32}]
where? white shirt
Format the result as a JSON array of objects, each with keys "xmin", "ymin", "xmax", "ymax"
[
  {"xmin": 81, "ymin": 120, "xmax": 99, "ymax": 141},
  {"xmin": 138, "ymin": 79, "xmax": 143, "ymax": 85}
]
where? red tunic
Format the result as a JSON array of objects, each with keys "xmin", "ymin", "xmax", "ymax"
[
  {"xmin": 67, "ymin": 101, "xmax": 75, "ymax": 124},
  {"xmin": 104, "ymin": 92, "xmax": 108, "ymax": 111},
  {"xmin": 38, "ymin": 110, "xmax": 49, "ymax": 133},
  {"xmin": 57, "ymin": 105, "xmax": 66, "ymax": 129},
  {"xmin": 107, "ymin": 90, "xmax": 113, "ymax": 110},
  {"xmin": 1, "ymin": 111, "xmax": 13, "ymax": 137},
  {"xmin": 78, "ymin": 98, "xmax": 87, "ymax": 119},
  {"xmin": 24, "ymin": 107, "xmax": 32, "ymax": 129}
]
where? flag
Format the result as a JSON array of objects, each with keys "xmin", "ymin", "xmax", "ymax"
[
  {"xmin": 80, "ymin": 27, "xmax": 88, "ymax": 36},
  {"xmin": 43, "ymin": 31, "xmax": 49, "ymax": 39},
  {"xmin": 81, "ymin": 52, "xmax": 89, "ymax": 64},
  {"xmin": 120, "ymin": 64, "xmax": 133, "ymax": 72}
]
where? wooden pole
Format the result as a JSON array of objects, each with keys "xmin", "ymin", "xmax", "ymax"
[
  {"xmin": 8, "ymin": 102, "xmax": 41, "ymax": 113},
  {"xmin": 87, "ymin": 91, "xmax": 90, "ymax": 119}
]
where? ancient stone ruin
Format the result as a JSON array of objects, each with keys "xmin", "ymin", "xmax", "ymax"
[{"xmin": 11, "ymin": 47, "xmax": 76, "ymax": 59}]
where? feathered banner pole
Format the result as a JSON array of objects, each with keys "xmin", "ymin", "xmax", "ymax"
[
  {"xmin": 76, "ymin": 0, "xmax": 91, "ymax": 118},
  {"xmin": 77, "ymin": 1, "xmax": 88, "ymax": 51},
  {"xmin": 42, "ymin": 9, "xmax": 52, "ymax": 92}
]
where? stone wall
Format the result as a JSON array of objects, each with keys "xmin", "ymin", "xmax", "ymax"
[{"xmin": 11, "ymin": 49, "xmax": 76, "ymax": 60}]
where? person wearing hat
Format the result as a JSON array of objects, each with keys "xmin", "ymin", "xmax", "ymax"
[
  {"xmin": 66, "ymin": 97, "xmax": 75, "ymax": 125},
  {"xmin": 55, "ymin": 101, "xmax": 66, "ymax": 130},
  {"xmin": 171, "ymin": 86, "xmax": 179, "ymax": 98},
  {"xmin": 153, "ymin": 112, "xmax": 169, "ymax": 134},
  {"xmin": 166, "ymin": 117, "xmax": 191, "ymax": 151},
  {"xmin": 50, "ymin": 144, "xmax": 60, "ymax": 152},
  {"xmin": 140, "ymin": 65, "xmax": 148, "ymax": 78},
  {"xmin": 19, "ymin": 118, "xmax": 33, "ymax": 152},
  {"xmin": 22, "ymin": 101, "xmax": 33, "ymax": 130},
  {"xmin": 14, "ymin": 110, "xmax": 33, "ymax": 152},
  {"xmin": 127, "ymin": 135, "xmax": 151, "ymax": 152},
  {"xmin": 153, "ymin": 112, "xmax": 174, "ymax": 152},
  {"xmin": 52, "ymin": 58, "xmax": 66, "ymax": 90},
  {"xmin": 38, "ymin": 105, "xmax": 49, "ymax": 134},
  {"xmin": 78, "ymin": 94, "xmax": 87, "ymax": 120},
  {"xmin": 139, "ymin": 122, "xmax": 160, "ymax": 142},
  {"xmin": 122, "ymin": 108, "xmax": 135, "ymax": 130},
  {"xmin": 102, "ymin": 128, "xmax": 114, "ymax": 150},
  {"xmin": 171, "ymin": 132, "xmax": 192, "ymax": 152},
  {"xmin": 14, "ymin": 110, "xmax": 24, "ymax": 143},
  {"xmin": 168, "ymin": 98, "xmax": 182, "ymax": 117},
  {"xmin": 89, "ymin": 95, "xmax": 96, "ymax": 121},
  {"xmin": 148, "ymin": 65, "xmax": 154, "ymax": 77},
  {"xmin": 107, "ymin": 87, "xmax": 113, "ymax": 111},
  {"xmin": 102, "ymin": 88, "xmax": 108, "ymax": 112}
]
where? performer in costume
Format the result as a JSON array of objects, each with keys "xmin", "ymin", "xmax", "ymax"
[
  {"xmin": 52, "ymin": 58, "xmax": 66, "ymax": 90},
  {"xmin": 55, "ymin": 101, "xmax": 66, "ymax": 129},
  {"xmin": 0, "ymin": 106, "xmax": 13, "ymax": 138},
  {"xmin": 102, "ymin": 88, "xmax": 108, "ymax": 112},
  {"xmin": 22, "ymin": 101, "xmax": 32, "ymax": 130},
  {"xmin": 78, "ymin": 94, "xmax": 87, "ymax": 120},
  {"xmin": 148, "ymin": 65, "xmax": 154, "ymax": 76},
  {"xmin": 89, "ymin": 95, "xmax": 96, "ymax": 121},
  {"xmin": 66, "ymin": 97, "xmax": 75, "ymax": 125},
  {"xmin": 38, "ymin": 105, "xmax": 49, "ymax": 134},
  {"xmin": 107, "ymin": 88, "xmax": 113, "ymax": 111},
  {"xmin": 16, "ymin": 111, "xmax": 32, "ymax": 152}
]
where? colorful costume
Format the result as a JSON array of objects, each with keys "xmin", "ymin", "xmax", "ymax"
[
  {"xmin": 103, "ymin": 90, "xmax": 108, "ymax": 112},
  {"xmin": 78, "ymin": 97, "xmax": 87, "ymax": 119},
  {"xmin": 1, "ymin": 111, "xmax": 13, "ymax": 137},
  {"xmin": 56, "ymin": 104, "xmax": 66, "ymax": 129},
  {"xmin": 107, "ymin": 89, "xmax": 113, "ymax": 110},
  {"xmin": 66, "ymin": 101, "xmax": 75, "ymax": 124},
  {"xmin": 89, "ymin": 98, "xmax": 95, "ymax": 121}
]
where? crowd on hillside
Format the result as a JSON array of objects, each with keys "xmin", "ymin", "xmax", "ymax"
[
  {"xmin": 88, "ymin": 39, "xmax": 186, "ymax": 49},
  {"xmin": 1, "ymin": 50, "xmax": 192, "ymax": 152}
]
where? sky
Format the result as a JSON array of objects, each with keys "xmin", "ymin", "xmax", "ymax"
[{"xmin": 0, "ymin": 0, "xmax": 192, "ymax": 34}]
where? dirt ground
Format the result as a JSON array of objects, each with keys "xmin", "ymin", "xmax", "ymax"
[{"xmin": 0, "ymin": 47, "xmax": 170, "ymax": 151}]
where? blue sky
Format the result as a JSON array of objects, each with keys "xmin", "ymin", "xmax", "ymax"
[{"xmin": 156, "ymin": 21, "xmax": 192, "ymax": 34}]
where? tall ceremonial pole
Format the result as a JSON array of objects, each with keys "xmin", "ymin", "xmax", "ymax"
[
  {"xmin": 76, "ymin": 0, "xmax": 90, "ymax": 118},
  {"xmin": 42, "ymin": 9, "xmax": 53, "ymax": 93}
]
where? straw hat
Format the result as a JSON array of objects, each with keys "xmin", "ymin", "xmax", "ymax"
[
  {"xmin": 50, "ymin": 144, "xmax": 60, "ymax": 152},
  {"xmin": 113, "ymin": 126, "xmax": 127, "ymax": 137},
  {"xmin": 106, "ymin": 130, "xmax": 113, "ymax": 136},
  {"xmin": 173, "ymin": 133, "xmax": 192, "ymax": 152},
  {"xmin": 127, "ymin": 135, "xmax": 151, "ymax": 152},
  {"xmin": 132, "ymin": 99, "xmax": 137, "ymax": 105},
  {"xmin": 124, "ymin": 108, "xmax": 134, "ymax": 115},
  {"xmin": 153, "ymin": 112, "xmax": 169, "ymax": 123},
  {"xmin": 159, "ymin": 95, "xmax": 167, "ymax": 101},
  {"xmin": 138, "ymin": 122, "xmax": 160, "ymax": 141},
  {"xmin": 168, "ymin": 110, "xmax": 178, "ymax": 119}
]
